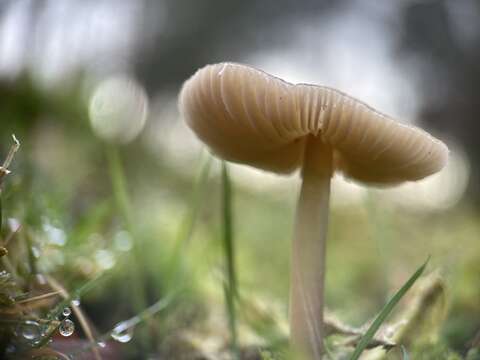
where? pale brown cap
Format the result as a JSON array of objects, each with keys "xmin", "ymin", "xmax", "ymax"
[{"xmin": 179, "ymin": 62, "xmax": 448, "ymax": 184}]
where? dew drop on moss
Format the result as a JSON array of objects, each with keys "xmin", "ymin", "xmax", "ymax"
[
  {"xmin": 111, "ymin": 322, "xmax": 134, "ymax": 343},
  {"xmin": 59, "ymin": 319, "xmax": 75, "ymax": 337},
  {"xmin": 16, "ymin": 320, "xmax": 41, "ymax": 342},
  {"xmin": 62, "ymin": 307, "xmax": 71, "ymax": 317}
]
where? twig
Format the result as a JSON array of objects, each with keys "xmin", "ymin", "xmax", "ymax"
[
  {"xmin": 324, "ymin": 313, "xmax": 362, "ymax": 337},
  {"xmin": 0, "ymin": 135, "xmax": 20, "ymax": 186},
  {"xmin": 324, "ymin": 314, "xmax": 396, "ymax": 350},
  {"xmin": 0, "ymin": 318, "xmax": 60, "ymax": 326},
  {"xmin": 46, "ymin": 276, "xmax": 103, "ymax": 360},
  {"xmin": 340, "ymin": 335, "xmax": 396, "ymax": 350},
  {"xmin": 16, "ymin": 291, "xmax": 62, "ymax": 305}
]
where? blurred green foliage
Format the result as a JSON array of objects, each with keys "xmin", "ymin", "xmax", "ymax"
[{"xmin": 0, "ymin": 71, "xmax": 479, "ymax": 359}]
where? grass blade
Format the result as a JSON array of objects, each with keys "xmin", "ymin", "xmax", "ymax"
[
  {"xmin": 68, "ymin": 291, "xmax": 178, "ymax": 357},
  {"xmin": 177, "ymin": 154, "xmax": 212, "ymax": 247},
  {"xmin": 105, "ymin": 144, "xmax": 150, "ymax": 349},
  {"xmin": 0, "ymin": 135, "xmax": 21, "ymax": 230},
  {"xmin": 165, "ymin": 155, "xmax": 212, "ymax": 288},
  {"xmin": 0, "ymin": 134, "xmax": 20, "ymax": 187},
  {"xmin": 349, "ymin": 257, "xmax": 430, "ymax": 360},
  {"xmin": 221, "ymin": 162, "xmax": 239, "ymax": 358},
  {"xmin": 105, "ymin": 144, "xmax": 132, "ymax": 227}
]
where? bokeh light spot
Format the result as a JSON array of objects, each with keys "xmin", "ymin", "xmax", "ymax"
[{"xmin": 89, "ymin": 75, "xmax": 149, "ymax": 144}]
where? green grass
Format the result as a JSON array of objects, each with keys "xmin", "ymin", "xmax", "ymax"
[
  {"xmin": 221, "ymin": 161, "xmax": 239, "ymax": 358},
  {"xmin": 164, "ymin": 154, "xmax": 212, "ymax": 289},
  {"xmin": 1, "ymin": 124, "xmax": 479, "ymax": 359},
  {"xmin": 350, "ymin": 257, "xmax": 429, "ymax": 360}
]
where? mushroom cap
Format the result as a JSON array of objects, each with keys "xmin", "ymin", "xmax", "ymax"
[{"xmin": 179, "ymin": 62, "xmax": 448, "ymax": 185}]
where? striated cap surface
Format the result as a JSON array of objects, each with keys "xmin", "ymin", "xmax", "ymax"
[{"xmin": 179, "ymin": 62, "xmax": 448, "ymax": 184}]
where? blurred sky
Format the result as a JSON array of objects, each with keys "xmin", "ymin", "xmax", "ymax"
[
  {"xmin": 0, "ymin": 0, "xmax": 477, "ymax": 209},
  {"xmin": 0, "ymin": 0, "xmax": 141, "ymax": 82}
]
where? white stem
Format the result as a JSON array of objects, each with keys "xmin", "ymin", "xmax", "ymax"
[{"xmin": 290, "ymin": 136, "xmax": 332, "ymax": 359}]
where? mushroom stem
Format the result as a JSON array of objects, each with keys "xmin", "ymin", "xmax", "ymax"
[{"xmin": 290, "ymin": 135, "xmax": 333, "ymax": 359}]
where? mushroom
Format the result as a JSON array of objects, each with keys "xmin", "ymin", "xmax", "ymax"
[{"xmin": 178, "ymin": 62, "xmax": 448, "ymax": 359}]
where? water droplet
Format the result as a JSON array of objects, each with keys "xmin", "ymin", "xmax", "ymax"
[
  {"xmin": 111, "ymin": 322, "xmax": 134, "ymax": 343},
  {"xmin": 97, "ymin": 341, "xmax": 106, "ymax": 348},
  {"xmin": 62, "ymin": 307, "xmax": 71, "ymax": 317},
  {"xmin": 71, "ymin": 298, "xmax": 81, "ymax": 306},
  {"xmin": 59, "ymin": 319, "xmax": 75, "ymax": 337},
  {"xmin": 16, "ymin": 320, "xmax": 41, "ymax": 341}
]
